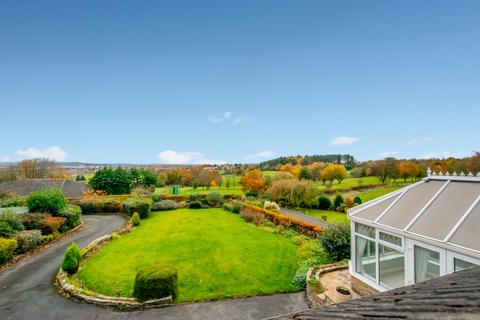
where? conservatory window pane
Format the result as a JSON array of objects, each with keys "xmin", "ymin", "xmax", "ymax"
[
  {"xmin": 355, "ymin": 223, "xmax": 375, "ymax": 238},
  {"xmin": 379, "ymin": 244, "xmax": 404, "ymax": 289},
  {"xmin": 454, "ymin": 258, "xmax": 477, "ymax": 272},
  {"xmin": 355, "ymin": 236, "xmax": 376, "ymax": 280},
  {"xmin": 379, "ymin": 232, "xmax": 402, "ymax": 247},
  {"xmin": 414, "ymin": 246, "xmax": 440, "ymax": 283}
]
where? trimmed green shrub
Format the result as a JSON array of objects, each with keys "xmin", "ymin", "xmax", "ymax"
[
  {"xmin": 62, "ymin": 242, "xmax": 81, "ymax": 274},
  {"xmin": 133, "ymin": 265, "xmax": 178, "ymax": 301},
  {"xmin": 0, "ymin": 221, "xmax": 15, "ymax": 238},
  {"xmin": 130, "ymin": 212, "xmax": 141, "ymax": 227},
  {"xmin": 57, "ymin": 205, "xmax": 82, "ymax": 229},
  {"xmin": 245, "ymin": 191, "xmax": 259, "ymax": 198},
  {"xmin": 317, "ymin": 196, "xmax": 331, "ymax": 210},
  {"xmin": 206, "ymin": 192, "xmax": 224, "ymax": 207},
  {"xmin": 318, "ymin": 223, "xmax": 351, "ymax": 261},
  {"xmin": 123, "ymin": 199, "xmax": 151, "ymax": 219},
  {"xmin": 150, "ymin": 194, "xmax": 161, "ymax": 203},
  {"xmin": 188, "ymin": 201, "xmax": 203, "ymax": 209},
  {"xmin": 297, "ymin": 240, "xmax": 325, "ymax": 260},
  {"xmin": 98, "ymin": 199, "xmax": 122, "ymax": 213},
  {"xmin": 333, "ymin": 193, "xmax": 344, "ymax": 209},
  {"xmin": 152, "ymin": 200, "xmax": 179, "ymax": 211},
  {"xmin": 14, "ymin": 230, "xmax": 45, "ymax": 254},
  {"xmin": 353, "ymin": 196, "xmax": 362, "ymax": 205},
  {"xmin": 26, "ymin": 188, "xmax": 66, "ymax": 214},
  {"xmin": 0, "ymin": 238, "xmax": 17, "ymax": 264},
  {"xmin": 223, "ymin": 201, "xmax": 242, "ymax": 214},
  {"xmin": 0, "ymin": 210, "xmax": 24, "ymax": 231}
]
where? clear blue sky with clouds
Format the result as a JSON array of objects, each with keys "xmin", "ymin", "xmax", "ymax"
[{"xmin": 1, "ymin": 0, "xmax": 479, "ymax": 164}]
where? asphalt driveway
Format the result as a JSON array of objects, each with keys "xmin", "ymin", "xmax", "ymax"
[{"xmin": 0, "ymin": 215, "xmax": 307, "ymax": 320}]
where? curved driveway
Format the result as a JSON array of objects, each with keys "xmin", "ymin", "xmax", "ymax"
[{"xmin": 0, "ymin": 215, "xmax": 307, "ymax": 320}]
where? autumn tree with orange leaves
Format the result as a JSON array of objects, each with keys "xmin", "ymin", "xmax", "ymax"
[
  {"xmin": 241, "ymin": 168, "xmax": 265, "ymax": 192},
  {"xmin": 397, "ymin": 161, "xmax": 420, "ymax": 182}
]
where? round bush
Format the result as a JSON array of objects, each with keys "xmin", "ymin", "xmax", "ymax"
[
  {"xmin": 353, "ymin": 196, "xmax": 362, "ymax": 205},
  {"xmin": 62, "ymin": 242, "xmax": 81, "ymax": 274},
  {"xmin": 206, "ymin": 192, "xmax": 224, "ymax": 207},
  {"xmin": 317, "ymin": 196, "xmax": 331, "ymax": 210},
  {"xmin": 188, "ymin": 201, "xmax": 203, "ymax": 209},
  {"xmin": 0, "ymin": 238, "xmax": 17, "ymax": 264},
  {"xmin": 57, "ymin": 205, "xmax": 82, "ymax": 229},
  {"xmin": 318, "ymin": 223, "xmax": 351, "ymax": 262},
  {"xmin": 152, "ymin": 200, "xmax": 179, "ymax": 211},
  {"xmin": 14, "ymin": 230, "xmax": 45, "ymax": 254},
  {"xmin": 123, "ymin": 199, "xmax": 152, "ymax": 219},
  {"xmin": 133, "ymin": 265, "xmax": 178, "ymax": 301},
  {"xmin": 0, "ymin": 210, "xmax": 25, "ymax": 231},
  {"xmin": 130, "ymin": 212, "xmax": 141, "ymax": 227},
  {"xmin": 0, "ymin": 221, "xmax": 15, "ymax": 238},
  {"xmin": 26, "ymin": 188, "xmax": 66, "ymax": 214}
]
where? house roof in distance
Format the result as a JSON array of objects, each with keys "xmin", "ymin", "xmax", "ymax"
[
  {"xmin": 348, "ymin": 169, "xmax": 480, "ymax": 255},
  {"xmin": 0, "ymin": 179, "xmax": 89, "ymax": 198},
  {"xmin": 270, "ymin": 266, "xmax": 480, "ymax": 319}
]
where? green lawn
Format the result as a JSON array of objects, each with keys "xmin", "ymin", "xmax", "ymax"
[
  {"xmin": 155, "ymin": 186, "xmax": 244, "ymax": 195},
  {"xmin": 296, "ymin": 208, "xmax": 349, "ymax": 224},
  {"xmin": 316, "ymin": 176, "xmax": 382, "ymax": 191},
  {"xmin": 75, "ymin": 208, "xmax": 300, "ymax": 302},
  {"xmin": 344, "ymin": 185, "xmax": 405, "ymax": 203}
]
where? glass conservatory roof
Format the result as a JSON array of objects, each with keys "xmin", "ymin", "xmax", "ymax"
[{"xmin": 349, "ymin": 170, "xmax": 480, "ymax": 254}]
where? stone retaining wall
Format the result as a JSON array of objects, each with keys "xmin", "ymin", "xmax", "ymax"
[{"xmin": 55, "ymin": 222, "xmax": 173, "ymax": 310}]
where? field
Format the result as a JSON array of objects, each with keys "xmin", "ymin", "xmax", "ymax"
[
  {"xmin": 75, "ymin": 208, "xmax": 300, "ymax": 302},
  {"xmin": 344, "ymin": 185, "xmax": 405, "ymax": 203},
  {"xmin": 296, "ymin": 208, "xmax": 349, "ymax": 224}
]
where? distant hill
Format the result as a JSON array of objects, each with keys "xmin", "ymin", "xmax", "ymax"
[{"xmin": 259, "ymin": 154, "xmax": 356, "ymax": 170}]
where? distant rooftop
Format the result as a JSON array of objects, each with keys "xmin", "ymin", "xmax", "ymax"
[{"xmin": 349, "ymin": 168, "xmax": 480, "ymax": 255}]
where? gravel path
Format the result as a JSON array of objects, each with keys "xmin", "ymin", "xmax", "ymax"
[
  {"xmin": 0, "ymin": 215, "xmax": 308, "ymax": 320},
  {"xmin": 279, "ymin": 208, "xmax": 330, "ymax": 228}
]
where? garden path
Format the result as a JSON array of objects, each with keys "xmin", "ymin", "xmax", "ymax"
[{"xmin": 279, "ymin": 208, "xmax": 331, "ymax": 228}]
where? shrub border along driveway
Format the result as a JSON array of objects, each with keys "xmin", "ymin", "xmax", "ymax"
[
  {"xmin": 55, "ymin": 222, "xmax": 173, "ymax": 310},
  {"xmin": 0, "ymin": 220, "xmax": 85, "ymax": 273}
]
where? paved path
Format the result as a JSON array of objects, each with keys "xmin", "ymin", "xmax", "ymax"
[
  {"xmin": 0, "ymin": 215, "xmax": 308, "ymax": 320},
  {"xmin": 279, "ymin": 208, "xmax": 330, "ymax": 228}
]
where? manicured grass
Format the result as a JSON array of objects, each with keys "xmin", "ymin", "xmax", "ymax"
[
  {"xmin": 316, "ymin": 176, "xmax": 383, "ymax": 191},
  {"xmin": 345, "ymin": 185, "xmax": 405, "ymax": 203},
  {"xmin": 296, "ymin": 208, "xmax": 349, "ymax": 224},
  {"xmin": 155, "ymin": 186, "xmax": 244, "ymax": 195},
  {"xmin": 262, "ymin": 170, "xmax": 281, "ymax": 177},
  {"xmin": 75, "ymin": 208, "xmax": 300, "ymax": 302}
]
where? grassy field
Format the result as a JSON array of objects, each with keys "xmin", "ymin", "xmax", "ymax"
[
  {"xmin": 344, "ymin": 185, "xmax": 405, "ymax": 203},
  {"xmin": 316, "ymin": 176, "xmax": 382, "ymax": 191},
  {"xmin": 296, "ymin": 208, "xmax": 349, "ymax": 224},
  {"xmin": 75, "ymin": 208, "xmax": 300, "ymax": 302}
]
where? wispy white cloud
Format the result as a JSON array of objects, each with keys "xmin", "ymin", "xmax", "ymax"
[
  {"xmin": 420, "ymin": 152, "xmax": 437, "ymax": 159},
  {"xmin": 208, "ymin": 111, "xmax": 233, "ymax": 123},
  {"xmin": 233, "ymin": 117, "xmax": 250, "ymax": 125},
  {"xmin": 329, "ymin": 136, "xmax": 359, "ymax": 146},
  {"xmin": 245, "ymin": 150, "xmax": 275, "ymax": 160},
  {"xmin": 408, "ymin": 136, "xmax": 433, "ymax": 146},
  {"xmin": 378, "ymin": 150, "xmax": 398, "ymax": 158},
  {"xmin": 157, "ymin": 150, "xmax": 225, "ymax": 165},
  {"xmin": 15, "ymin": 146, "xmax": 68, "ymax": 161}
]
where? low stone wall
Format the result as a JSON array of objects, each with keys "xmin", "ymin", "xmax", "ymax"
[
  {"xmin": 55, "ymin": 222, "xmax": 173, "ymax": 310},
  {"xmin": 306, "ymin": 263, "xmax": 350, "ymax": 308}
]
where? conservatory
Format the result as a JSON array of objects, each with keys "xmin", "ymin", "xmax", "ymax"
[{"xmin": 348, "ymin": 168, "xmax": 480, "ymax": 292}]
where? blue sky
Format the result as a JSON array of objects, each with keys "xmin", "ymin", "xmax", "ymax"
[{"xmin": 1, "ymin": 1, "xmax": 479, "ymax": 164}]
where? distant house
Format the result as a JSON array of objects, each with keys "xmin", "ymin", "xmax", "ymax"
[
  {"xmin": 348, "ymin": 168, "xmax": 480, "ymax": 292},
  {"xmin": 0, "ymin": 179, "xmax": 89, "ymax": 198}
]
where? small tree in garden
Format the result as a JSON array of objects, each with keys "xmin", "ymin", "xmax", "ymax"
[
  {"xmin": 206, "ymin": 192, "xmax": 224, "ymax": 207},
  {"xmin": 333, "ymin": 193, "xmax": 344, "ymax": 209},
  {"xmin": 26, "ymin": 188, "xmax": 66, "ymax": 214},
  {"xmin": 353, "ymin": 196, "xmax": 362, "ymax": 205},
  {"xmin": 317, "ymin": 196, "xmax": 331, "ymax": 210},
  {"xmin": 130, "ymin": 212, "xmax": 141, "ymax": 226},
  {"xmin": 62, "ymin": 242, "xmax": 82, "ymax": 274},
  {"xmin": 318, "ymin": 223, "xmax": 350, "ymax": 262}
]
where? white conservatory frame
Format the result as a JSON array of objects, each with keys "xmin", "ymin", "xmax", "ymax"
[{"xmin": 348, "ymin": 169, "xmax": 480, "ymax": 292}]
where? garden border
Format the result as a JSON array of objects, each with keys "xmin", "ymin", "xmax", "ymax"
[
  {"xmin": 0, "ymin": 220, "xmax": 85, "ymax": 273},
  {"xmin": 54, "ymin": 221, "xmax": 174, "ymax": 310}
]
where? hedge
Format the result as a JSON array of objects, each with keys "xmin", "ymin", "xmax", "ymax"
[
  {"xmin": 26, "ymin": 188, "xmax": 66, "ymax": 214},
  {"xmin": 241, "ymin": 204, "xmax": 323, "ymax": 238},
  {"xmin": 0, "ymin": 238, "xmax": 17, "ymax": 264},
  {"xmin": 133, "ymin": 265, "xmax": 178, "ymax": 301},
  {"xmin": 57, "ymin": 205, "xmax": 82, "ymax": 229},
  {"xmin": 152, "ymin": 200, "xmax": 180, "ymax": 211},
  {"xmin": 123, "ymin": 199, "xmax": 151, "ymax": 219},
  {"xmin": 14, "ymin": 230, "xmax": 46, "ymax": 254}
]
